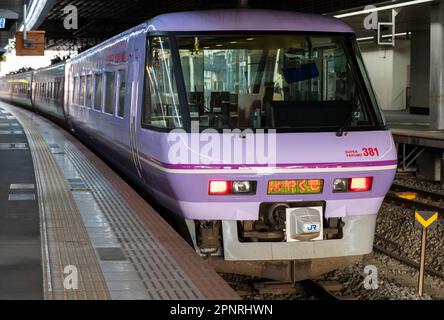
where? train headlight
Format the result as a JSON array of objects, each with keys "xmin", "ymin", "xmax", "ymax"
[
  {"xmin": 208, "ymin": 180, "xmax": 256, "ymax": 195},
  {"xmin": 349, "ymin": 177, "xmax": 373, "ymax": 192},
  {"xmin": 232, "ymin": 181, "xmax": 253, "ymax": 193},
  {"xmin": 209, "ymin": 181, "xmax": 231, "ymax": 195},
  {"xmin": 333, "ymin": 178, "xmax": 348, "ymax": 192},
  {"xmin": 333, "ymin": 177, "xmax": 373, "ymax": 192}
]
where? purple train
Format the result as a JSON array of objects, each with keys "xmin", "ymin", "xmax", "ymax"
[{"xmin": 0, "ymin": 10, "xmax": 397, "ymax": 281}]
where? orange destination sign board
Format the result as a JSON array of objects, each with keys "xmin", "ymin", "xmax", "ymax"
[{"xmin": 268, "ymin": 179, "xmax": 324, "ymax": 195}]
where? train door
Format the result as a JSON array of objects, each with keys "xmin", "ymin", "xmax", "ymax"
[{"xmin": 128, "ymin": 38, "xmax": 145, "ymax": 182}]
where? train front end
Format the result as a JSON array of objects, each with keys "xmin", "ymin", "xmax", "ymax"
[{"xmin": 142, "ymin": 11, "xmax": 397, "ymax": 279}]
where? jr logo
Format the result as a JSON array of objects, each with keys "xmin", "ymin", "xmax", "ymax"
[{"xmin": 306, "ymin": 224, "xmax": 317, "ymax": 231}]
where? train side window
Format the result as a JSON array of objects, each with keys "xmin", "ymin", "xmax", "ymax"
[
  {"xmin": 94, "ymin": 73, "xmax": 103, "ymax": 111},
  {"xmin": 73, "ymin": 77, "xmax": 78, "ymax": 105},
  {"xmin": 86, "ymin": 75, "xmax": 92, "ymax": 108},
  {"xmin": 80, "ymin": 76, "xmax": 85, "ymax": 107},
  {"xmin": 55, "ymin": 81, "xmax": 60, "ymax": 100},
  {"xmin": 142, "ymin": 36, "xmax": 182, "ymax": 129},
  {"xmin": 104, "ymin": 71, "xmax": 116, "ymax": 114},
  {"xmin": 117, "ymin": 69, "xmax": 126, "ymax": 118}
]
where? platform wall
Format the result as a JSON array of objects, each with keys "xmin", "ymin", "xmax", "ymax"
[{"xmin": 360, "ymin": 39, "xmax": 411, "ymax": 111}]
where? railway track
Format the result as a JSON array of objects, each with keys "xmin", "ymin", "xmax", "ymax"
[
  {"xmin": 378, "ymin": 181, "xmax": 444, "ymax": 279},
  {"xmin": 386, "ymin": 182, "xmax": 444, "ymax": 215},
  {"xmin": 222, "ymin": 274, "xmax": 343, "ymax": 300},
  {"xmin": 374, "ymin": 235, "xmax": 444, "ymax": 280},
  {"xmin": 298, "ymin": 279, "xmax": 340, "ymax": 300}
]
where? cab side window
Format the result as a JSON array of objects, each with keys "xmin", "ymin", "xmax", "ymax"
[{"xmin": 142, "ymin": 37, "xmax": 182, "ymax": 129}]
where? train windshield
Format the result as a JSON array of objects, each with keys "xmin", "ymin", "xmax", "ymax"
[{"xmin": 173, "ymin": 34, "xmax": 382, "ymax": 131}]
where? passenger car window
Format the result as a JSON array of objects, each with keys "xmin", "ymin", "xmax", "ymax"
[
  {"xmin": 117, "ymin": 69, "xmax": 126, "ymax": 117},
  {"xmin": 86, "ymin": 75, "xmax": 92, "ymax": 108},
  {"xmin": 142, "ymin": 36, "xmax": 182, "ymax": 129},
  {"xmin": 104, "ymin": 71, "xmax": 115, "ymax": 114},
  {"xmin": 80, "ymin": 76, "xmax": 85, "ymax": 106},
  {"xmin": 94, "ymin": 73, "xmax": 103, "ymax": 110},
  {"xmin": 73, "ymin": 77, "xmax": 78, "ymax": 105},
  {"xmin": 55, "ymin": 81, "xmax": 60, "ymax": 100}
]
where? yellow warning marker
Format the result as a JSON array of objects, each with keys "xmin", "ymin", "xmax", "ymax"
[
  {"xmin": 415, "ymin": 211, "xmax": 439, "ymax": 296},
  {"xmin": 395, "ymin": 192, "xmax": 417, "ymax": 200},
  {"xmin": 415, "ymin": 212, "xmax": 438, "ymax": 228}
]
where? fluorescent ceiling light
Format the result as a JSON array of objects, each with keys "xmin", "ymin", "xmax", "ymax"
[
  {"xmin": 19, "ymin": 0, "xmax": 48, "ymax": 31},
  {"xmin": 357, "ymin": 36, "xmax": 374, "ymax": 41},
  {"xmin": 357, "ymin": 32, "xmax": 410, "ymax": 41},
  {"xmin": 334, "ymin": 0, "xmax": 434, "ymax": 18}
]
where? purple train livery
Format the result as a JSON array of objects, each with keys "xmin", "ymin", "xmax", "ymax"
[{"xmin": 0, "ymin": 10, "xmax": 397, "ymax": 281}]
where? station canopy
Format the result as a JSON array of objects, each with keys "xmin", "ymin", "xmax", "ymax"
[{"xmin": 0, "ymin": 0, "xmax": 417, "ymax": 50}]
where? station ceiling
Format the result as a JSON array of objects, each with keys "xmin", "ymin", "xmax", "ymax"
[
  {"xmin": 0, "ymin": 0, "xmax": 23, "ymax": 50},
  {"xmin": 0, "ymin": 0, "xmax": 428, "ymax": 50}
]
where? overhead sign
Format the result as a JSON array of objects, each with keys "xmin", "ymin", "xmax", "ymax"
[
  {"xmin": 415, "ymin": 211, "xmax": 438, "ymax": 229},
  {"xmin": 0, "ymin": 18, "xmax": 5, "ymax": 29}
]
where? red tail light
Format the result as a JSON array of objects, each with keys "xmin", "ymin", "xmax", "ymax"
[
  {"xmin": 209, "ymin": 180, "xmax": 231, "ymax": 195},
  {"xmin": 349, "ymin": 177, "xmax": 373, "ymax": 192}
]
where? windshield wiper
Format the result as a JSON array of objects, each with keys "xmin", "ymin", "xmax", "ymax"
[
  {"xmin": 336, "ymin": 109, "xmax": 357, "ymax": 137},
  {"xmin": 336, "ymin": 120, "xmax": 350, "ymax": 137}
]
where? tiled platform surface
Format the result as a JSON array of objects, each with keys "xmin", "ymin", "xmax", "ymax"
[
  {"xmin": 0, "ymin": 105, "xmax": 42, "ymax": 300},
  {"xmin": 1, "ymin": 102, "xmax": 239, "ymax": 300}
]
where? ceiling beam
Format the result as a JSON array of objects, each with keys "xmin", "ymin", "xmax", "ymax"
[{"xmin": 0, "ymin": 9, "xmax": 19, "ymax": 20}]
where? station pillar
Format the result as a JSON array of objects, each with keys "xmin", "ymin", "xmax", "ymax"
[{"xmin": 430, "ymin": 0, "xmax": 444, "ymax": 129}]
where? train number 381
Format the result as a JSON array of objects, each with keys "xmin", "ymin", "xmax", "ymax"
[{"xmin": 362, "ymin": 147, "xmax": 380, "ymax": 157}]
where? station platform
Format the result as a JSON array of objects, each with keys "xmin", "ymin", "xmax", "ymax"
[
  {"xmin": 390, "ymin": 127, "xmax": 444, "ymax": 149},
  {"xmin": 382, "ymin": 110, "xmax": 444, "ymax": 149},
  {"xmin": 0, "ymin": 102, "xmax": 239, "ymax": 300}
]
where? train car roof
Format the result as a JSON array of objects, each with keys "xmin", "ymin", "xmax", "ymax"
[
  {"xmin": 33, "ymin": 62, "xmax": 65, "ymax": 73},
  {"xmin": 147, "ymin": 9, "xmax": 354, "ymax": 34}
]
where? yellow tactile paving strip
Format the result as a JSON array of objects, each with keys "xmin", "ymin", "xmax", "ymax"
[{"xmin": 8, "ymin": 107, "xmax": 110, "ymax": 300}]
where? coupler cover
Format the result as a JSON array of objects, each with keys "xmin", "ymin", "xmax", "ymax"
[{"xmin": 286, "ymin": 206, "xmax": 323, "ymax": 241}]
